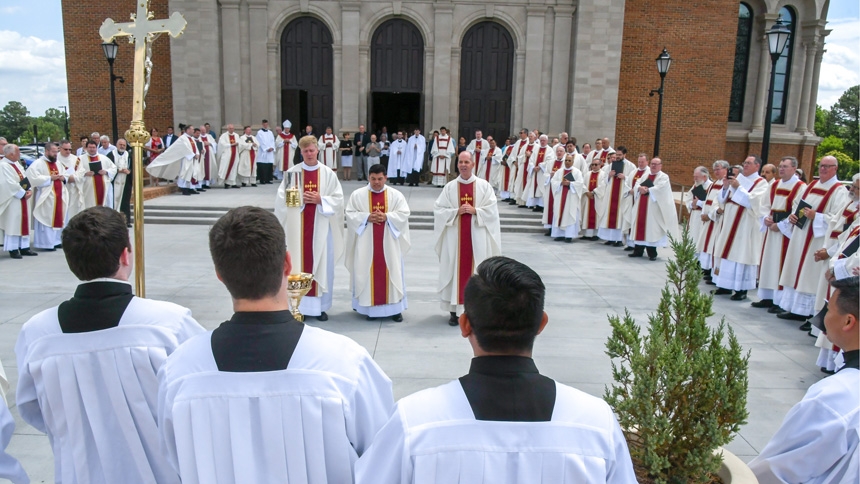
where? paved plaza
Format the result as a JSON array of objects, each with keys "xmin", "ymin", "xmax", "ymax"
[{"xmin": 0, "ymin": 181, "xmax": 825, "ymax": 481}]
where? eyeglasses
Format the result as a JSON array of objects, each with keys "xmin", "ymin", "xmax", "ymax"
[{"xmin": 818, "ymin": 164, "xmax": 837, "ymax": 169}]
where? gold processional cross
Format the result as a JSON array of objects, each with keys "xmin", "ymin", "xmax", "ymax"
[{"xmin": 99, "ymin": 1, "xmax": 186, "ymax": 297}]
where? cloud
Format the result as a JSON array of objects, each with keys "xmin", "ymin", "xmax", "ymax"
[
  {"xmin": 0, "ymin": 30, "xmax": 68, "ymax": 118},
  {"xmin": 818, "ymin": 19, "xmax": 860, "ymax": 109},
  {"xmin": 0, "ymin": 6, "xmax": 23, "ymax": 15}
]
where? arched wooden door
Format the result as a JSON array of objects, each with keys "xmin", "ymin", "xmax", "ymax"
[
  {"xmin": 370, "ymin": 19, "xmax": 424, "ymax": 135},
  {"xmin": 458, "ymin": 22, "xmax": 514, "ymax": 142},
  {"xmin": 281, "ymin": 17, "xmax": 333, "ymax": 136}
]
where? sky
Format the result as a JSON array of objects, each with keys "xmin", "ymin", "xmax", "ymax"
[{"xmin": 0, "ymin": 1, "xmax": 857, "ymax": 118}]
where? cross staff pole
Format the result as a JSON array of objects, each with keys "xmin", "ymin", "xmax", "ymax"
[{"xmin": 99, "ymin": 2, "xmax": 186, "ymax": 297}]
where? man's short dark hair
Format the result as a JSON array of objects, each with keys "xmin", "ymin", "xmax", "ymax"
[
  {"xmin": 616, "ymin": 146, "xmax": 628, "ymax": 155},
  {"xmin": 831, "ymin": 277, "xmax": 859, "ymax": 319},
  {"xmin": 209, "ymin": 206, "xmax": 285, "ymax": 300},
  {"xmin": 262, "ymin": 119, "xmax": 268, "ymax": 124},
  {"xmin": 369, "ymin": 164, "xmax": 386, "ymax": 175},
  {"xmin": 464, "ymin": 256, "xmax": 546, "ymax": 353},
  {"xmin": 62, "ymin": 207, "xmax": 131, "ymax": 281},
  {"xmin": 86, "ymin": 140, "xmax": 97, "ymax": 147},
  {"xmin": 79, "ymin": 135, "xmax": 88, "ymax": 142}
]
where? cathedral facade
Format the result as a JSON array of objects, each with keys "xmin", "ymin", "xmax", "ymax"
[{"xmin": 63, "ymin": 0, "xmax": 830, "ymax": 179}]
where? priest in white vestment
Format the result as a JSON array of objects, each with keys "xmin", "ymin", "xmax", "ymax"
[
  {"xmin": 598, "ymin": 149, "xmax": 636, "ymax": 245},
  {"xmin": 107, "ymin": 139, "xmax": 132, "ymax": 224},
  {"xmin": 628, "ymin": 157, "xmax": 680, "ymax": 260},
  {"xmin": 696, "ymin": 160, "xmax": 729, "ymax": 280},
  {"xmin": 317, "ymin": 127, "xmax": 340, "ymax": 171},
  {"xmin": 434, "ymin": 151, "xmax": 502, "ymax": 326},
  {"xmin": 406, "ymin": 129, "xmax": 426, "ymax": 187},
  {"xmin": 238, "ymin": 126, "xmax": 259, "ymax": 187},
  {"xmin": 620, "ymin": 154, "xmax": 650, "ymax": 248},
  {"xmin": 515, "ymin": 133, "xmax": 538, "ymax": 207},
  {"xmin": 79, "ymin": 140, "xmax": 117, "ymax": 208},
  {"xmin": 466, "ymin": 130, "xmax": 489, "ymax": 180},
  {"xmin": 498, "ymin": 139, "xmax": 518, "ymax": 202},
  {"xmin": 275, "ymin": 135, "xmax": 345, "ymax": 320},
  {"xmin": 548, "ymin": 152, "xmax": 586, "ymax": 242},
  {"xmin": 26, "ymin": 143, "xmax": 69, "ymax": 250},
  {"xmin": 778, "ymin": 156, "xmax": 852, "ymax": 320},
  {"xmin": 158, "ymin": 206, "xmax": 394, "ymax": 484},
  {"xmin": 0, "ymin": 145, "xmax": 35, "ymax": 257},
  {"xmin": 540, "ymin": 145, "xmax": 567, "ymax": 233},
  {"xmin": 430, "ymin": 127, "xmax": 456, "ymax": 187},
  {"xmin": 477, "ymin": 137, "xmax": 502, "ymax": 191},
  {"xmin": 386, "ymin": 131, "xmax": 409, "ymax": 184},
  {"xmin": 58, "ymin": 141, "xmax": 86, "ymax": 221},
  {"xmin": 753, "ymin": 157, "xmax": 804, "ymax": 310},
  {"xmin": 198, "ymin": 126, "xmax": 219, "ymax": 188},
  {"xmin": 16, "ymin": 207, "xmax": 204, "ymax": 484},
  {"xmin": 355, "ymin": 257, "xmax": 636, "ymax": 484},
  {"xmin": 217, "ymin": 124, "xmax": 242, "ymax": 188},
  {"xmin": 146, "ymin": 125, "xmax": 201, "ymax": 195},
  {"xmin": 749, "ymin": 276, "xmax": 859, "ymax": 484},
  {"xmin": 275, "ymin": 120, "xmax": 298, "ymax": 181},
  {"xmin": 710, "ymin": 156, "xmax": 769, "ymax": 300},
  {"xmin": 346, "ymin": 164, "xmax": 411, "ymax": 321},
  {"xmin": 524, "ymin": 134, "xmax": 555, "ymax": 210},
  {"xmin": 684, "ymin": 166, "xmax": 713, "ymax": 259},
  {"xmin": 581, "ymin": 160, "xmax": 606, "ymax": 240},
  {"xmin": 509, "ymin": 130, "xmax": 530, "ymax": 205}
]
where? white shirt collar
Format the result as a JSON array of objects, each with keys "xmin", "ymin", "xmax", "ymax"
[
  {"xmin": 82, "ymin": 277, "xmax": 132, "ymax": 286},
  {"xmin": 369, "ymin": 185, "xmax": 386, "ymax": 194},
  {"xmin": 301, "ymin": 162, "xmax": 321, "ymax": 171},
  {"xmin": 457, "ymin": 174, "xmax": 476, "ymax": 183}
]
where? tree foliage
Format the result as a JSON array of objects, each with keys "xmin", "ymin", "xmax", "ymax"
[
  {"xmin": 0, "ymin": 102, "xmax": 70, "ymax": 144},
  {"xmin": 815, "ymin": 151, "xmax": 859, "ymax": 181},
  {"xmin": 604, "ymin": 229, "xmax": 750, "ymax": 484},
  {"xmin": 0, "ymin": 101, "xmax": 32, "ymax": 141},
  {"xmin": 830, "ymin": 86, "xmax": 859, "ymax": 160}
]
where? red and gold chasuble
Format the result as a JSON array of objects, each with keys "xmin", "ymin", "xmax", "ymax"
[
  {"xmin": 585, "ymin": 172, "xmax": 600, "ymax": 230},
  {"xmin": 555, "ymin": 168, "xmax": 573, "ymax": 227},
  {"xmin": 483, "ymin": 150, "xmax": 493, "ymax": 181},
  {"xmin": 502, "ymin": 146, "xmax": 514, "ymax": 191},
  {"xmin": 10, "ymin": 164, "xmax": 29, "ymax": 236},
  {"xmin": 634, "ymin": 174, "xmax": 658, "ymax": 241},
  {"xmin": 369, "ymin": 190, "xmax": 389, "ymax": 306},
  {"xmin": 792, "ymin": 180, "xmax": 844, "ymax": 287},
  {"xmin": 201, "ymin": 138, "xmax": 212, "ymax": 181},
  {"xmin": 544, "ymin": 160, "xmax": 564, "ymax": 225},
  {"xmin": 521, "ymin": 144, "xmax": 534, "ymax": 191},
  {"xmin": 226, "ymin": 134, "xmax": 238, "ymax": 177},
  {"xmin": 301, "ymin": 169, "xmax": 321, "ymax": 297},
  {"xmin": 279, "ymin": 132, "xmax": 294, "ymax": 171},
  {"xmin": 607, "ymin": 169, "xmax": 624, "ymax": 229},
  {"xmin": 530, "ymin": 147, "xmax": 547, "ymax": 198},
  {"xmin": 45, "ymin": 161, "xmax": 65, "ymax": 228},
  {"xmin": 457, "ymin": 182, "xmax": 476, "ymax": 305},
  {"xmin": 89, "ymin": 155, "xmax": 107, "ymax": 206},
  {"xmin": 188, "ymin": 138, "xmax": 199, "ymax": 185}
]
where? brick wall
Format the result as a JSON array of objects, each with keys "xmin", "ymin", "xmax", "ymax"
[
  {"xmin": 615, "ymin": 0, "xmax": 738, "ymax": 184},
  {"xmin": 62, "ymin": 0, "xmax": 174, "ymax": 142}
]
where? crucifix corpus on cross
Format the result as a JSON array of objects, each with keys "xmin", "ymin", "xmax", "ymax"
[{"xmin": 98, "ymin": 1, "xmax": 187, "ymax": 297}]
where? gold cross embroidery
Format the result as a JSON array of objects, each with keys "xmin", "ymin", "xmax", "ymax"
[
  {"xmin": 372, "ymin": 202, "xmax": 385, "ymax": 212},
  {"xmin": 461, "ymin": 193, "xmax": 473, "ymax": 205},
  {"xmin": 304, "ymin": 180, "xmax": 318, "ymax": 191}
]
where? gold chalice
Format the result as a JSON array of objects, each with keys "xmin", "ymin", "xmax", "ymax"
[{"xmin": 287, "ymin": 272, "xmax": 315, "ymax": 322}]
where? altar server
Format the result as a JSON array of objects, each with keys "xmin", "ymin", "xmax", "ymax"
[
  {"xmin": 430, "ymin": 127, "xmax": 456, "ymax": 187},
  {"xmin": 386, "ymin": 131, "xmax": 408, "ymax": 185},
  {"xmin": 318, "ymin": 126, "xmax": 340, "ymax": 171}
]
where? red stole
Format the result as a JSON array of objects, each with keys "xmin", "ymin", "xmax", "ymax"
[
  {"xmin": 502, "ymin": 146, "xmax": 514, "ymax": 190},
  {"xmin": 635, "ymin": 174, "xmax": 657, "ymax": 241},
  {"xmin": 522, "ymin": 144, "xmax": 534, "ymax": 190},
  {"xmin": 188, "ymin": 138, "xmax": 199, "ymax": 185},
  {"xmin": 457, "ymin": 181, "xmax": 476, "ymax": 305},
  {"xmin": 201, "ymin": 137, "xmax": 211, "ymax": 180},
  {"xmin": 46, "ymin": 161, "xmax": 64, "ymax": 228},
  {"xmin": 10, "ymin": 164, "xmax": 29, "ymax": 236},
  {"xmin": 607, "ymin": 167, "xmax": 624, "ymax": 229},
  {"xmin": 760, "ymin": 180, "xmax": 804, "ymax": 287},
  {"xmin": 484, "ymin": 150, "xmax": 493, "ymax": 180},
  {"xmin": 600, "ymin": 150, "xmax": 608, "ymax": 165},
  {"xmin": 720, "ymin": 177, "xmax": 765, "ymax": 259},
  {"xmin": 369, "ymin": 190, "xmax": 389, "ymax": 306},
  {"xmin": 586, "ymin": 172, "xmax": 600, "ymax": 229},
  {"xmin": 226, "ymin": 134, "xmax": 238, "ymax": 176},
  {"xmin": 556, "ymin": 168, "xmax": 573, "ymax": 226},
  {"xmin": 301, "ymin": 169, "xmax": 321, "ymax": 297},
  {"xmin": 279, "ymin": 132, "xmax": 293, "ymax": 171},
  {"xmin": 531, "ymin": 147, "xmax": 547, "ymax": 197},
  {"xmin": 89, "ymin": 155, "xmax": 107, "ymax": 206},
  {"xmin": 792, "ymin": 180, "xmax": 843, "ymax": 286},
  {"xmin": 247, "ymin": 139, "xmax": 256, "ymax": 173},
  {"xmin": 544, "ymin": 160, "xmax": 563, "ymax": 224}
]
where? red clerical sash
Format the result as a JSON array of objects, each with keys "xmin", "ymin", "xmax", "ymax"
[
  {"xmin": 545, "ymin": 160, "xmax": 564, "ymax": 224},
  {"xmin": 10, "ymin": 164, "xmax": 29, "ymax": 235},
  {"xmin": 279, "ymin": 133, "xmax": 292, "ymax": 171},
  {"xmin": 484, "ymin": 151, "xmax": 492, "ymax": 180},
  {"xmin": 227, "ymin": 134, "xmax": 238, "ymax": 176},
  {"xmin": 188, "ymin": 139, "xmax": 198, "ymax": 185},
  {"xmin": 522, "ymin": 145, "xmax": 533, "ymax": 190},
  {"xmin": 46, "ymin": 161, "xmax": 64, "ymax": 228},
  {"xmin": 502, "ymin": 147, "xmax": 513, "ymax": 190},
  {"xmin": 202, "ymin": 139, "xmax": 211, "ymax": 180},
  {"xmin": 90, "ymin": 155, "xmax": 106, "ymax": 206},
  {"xmin": 701, "ymin": 180, "xmax": 723, "ymax": 253},
  {"xmin": 761, "ymin": 180, "xmax": 803, "ymax": 288},
  {"xmin": 792, "ymin": 180, "xmax": 843, "ymax": 287},
  {"xmin": 556, "ymin": 168, "xmax": 573, "ymax": 226},
  {"xmin": 586, "ymin": 172, "xmax": 600, "ymax": 229},
  {"xmin": 457, "ymin": 182, "xmax": 475, "ymax": 305},
  {"xmin": 369, "ymin": 189, "xmax": 389, "ymax": 306},
  {"xmin": 720, "ymin": 177, "xmax": 765, "ymax": 260},
  {"xmin": 607, "ymin": 170, "xmax": 624, "ymax": 229},
  {"xmin": 531, "ymin": 147, "xmax": 546, "ymax": 198},
  {"xmin": 301, "ymin": 169, "xmax": 320, "ymax": 296},
  {"xmin": 634, "ymin": 174, "xmax": 657, "ymax": 241}
]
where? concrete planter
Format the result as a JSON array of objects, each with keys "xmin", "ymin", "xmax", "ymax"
[{"xmin": 716, "ymin": 447, "xmax": 759, "ymax": 484}]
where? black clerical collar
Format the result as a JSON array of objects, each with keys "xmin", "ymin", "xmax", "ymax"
[
  {"xmin": 74, "ymin": 280, "xmax": 133, "ymax": 298},
  {"xmin": 469, "ymin": 355, "xmax": 539, "ymax": 375},
  {"xmin": 58, "ymin": 281, "xmax": 135, "ymax": 333},
  {"xmin": 211, "ymin": 310, "xmax": 304, "ymax": 372},
  {"xmin": 840, "ymin": 350, "xmax": 859, "ymax": 372}
]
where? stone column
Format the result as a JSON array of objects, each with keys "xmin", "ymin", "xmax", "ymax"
[
  {"xmin": 806, "ymin": 39, "xmax": 827, "ymax": 134},
  {"xmin": 333, "ymin": 44, "xmax": 343, "ymax": 132},
  {"xmin": 219, "ymin": 0, "xmax": 242, "ymax": 125},
  {"xmin": 423, "ymin": 48, "xmax": 435, "ymax": 130},
  {"xmin": 246, "ymin": 0, "xmax": 269, "ymax": 123},
  {"xmin": 751, "ymin": 14, "xmax": 778, "ymax": 131},
  {"xmin": 522, "ymin": 6, "xmax": 546, "ymax": 129},
  {"xmin": 794, "ymin": 39, "xmax": 818, "ymax": 134},
  {"xmin": 359, "ymin": 45, "xmax": 370, "ymax": 128},
  {"xmin": 431, "ymin": 3, "xmax": 454, "ymax": 130},
  {"xmin": 449, "ymin": 48, "xmax": 461, "ymax": 135},
  {"xmin": 549, "ymin": 6, "xmax": 574, "ymax": 134},
  {"xmin": 267, "ymin": 42, "xmax": 279, "ymax": 123},
  {"xmin": 513, "ymin": 50, "xmax": 526, "ymax": 131},
  {"xmin": 341, "ymin": 2, "xmax": 361, "ymax": 129}
]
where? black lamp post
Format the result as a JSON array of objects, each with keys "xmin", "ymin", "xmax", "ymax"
[
  {"xmin": 59, "ymin": 105, "xmax": 69, "ymax": 140},
  {"xmin": 101, "ymin": 41, "xmax": 124, "ymax": 143},
  {"xmin": 761, "ymin": 17, "xmax": 792, "ymax": 165},
  {"xmin": 649, "ymin": 48, "xmax": 672, "ymax": 158}
]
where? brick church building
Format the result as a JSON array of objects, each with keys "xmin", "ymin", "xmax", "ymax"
[{"xmin": 62, "ymin": 0, "xmax": 830, "ymax": 180}]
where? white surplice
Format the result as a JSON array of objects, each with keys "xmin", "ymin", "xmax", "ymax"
[
  {"xmin": 318, "ymin": 134, "xmax": 340, "ymax": 170},
  {"xmin": 0, "ymin": 359, "xmax": 28, "ymax": 484},
  {"xmin": 109, "ymin": 149, "xmax": 130, "ymax": 210},
  {"xmin": 157, "ymin": 325, "xmax": 395, "ymax": 484},
  {"xmin": 407, "ymin": 134, "xmax": 426, "ymax": 174},
  {"xmin": 345, "ymin": 185, "xmax": 411, "ymax": 317},
  {"xmin": 386, "ymin": 139, "xmax": 409, "ymax": 178},
  {"xmin": 354, "ymin": 380, "xmax": 636, "ymax": 484},
  {"xmin": 430, "ymin": 135, "xmax": 456, "ymax": 186}
]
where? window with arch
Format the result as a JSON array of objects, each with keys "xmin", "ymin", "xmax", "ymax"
[
  {"xmin": 728, "ymin": 3, "xmax": 753, "ymax": 122},
  {"xmin": 770, "ymin": 6, "xmax": 795, "ymax": 124}
]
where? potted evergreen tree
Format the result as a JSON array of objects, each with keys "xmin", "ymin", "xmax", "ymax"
[{"xmin": 604, "ymin": 229, "xmax": 755, "ymax": 483}]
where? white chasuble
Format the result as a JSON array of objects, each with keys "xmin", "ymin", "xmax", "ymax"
[
  {"xmin": 146, "ymin": 135, "xmax": 197, "ymax": 184},
  {"xmin": 26, "ymin": 157, "xmax": 69, "ymax": 231},
  {"xmin": 0, "ymin": 161, "xmax": 30, "ymax": 237},
  {"xmin": 630, "ymin": 171, "xmax": 680, "ymax": 246},
  {"xmin": 80, "ymin": 154, "xmax": 117, "ymax": 208},
  {"xmin": 548, "ymin": 167, "xmax": 586, "ymax": 231},
  {"xmin": 217, "ymin": 132, "xmax": 242, "ymax": 185},
  {"xmin": 758, "ymin": 177, "xmax": 805, "ymax": 295}
]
